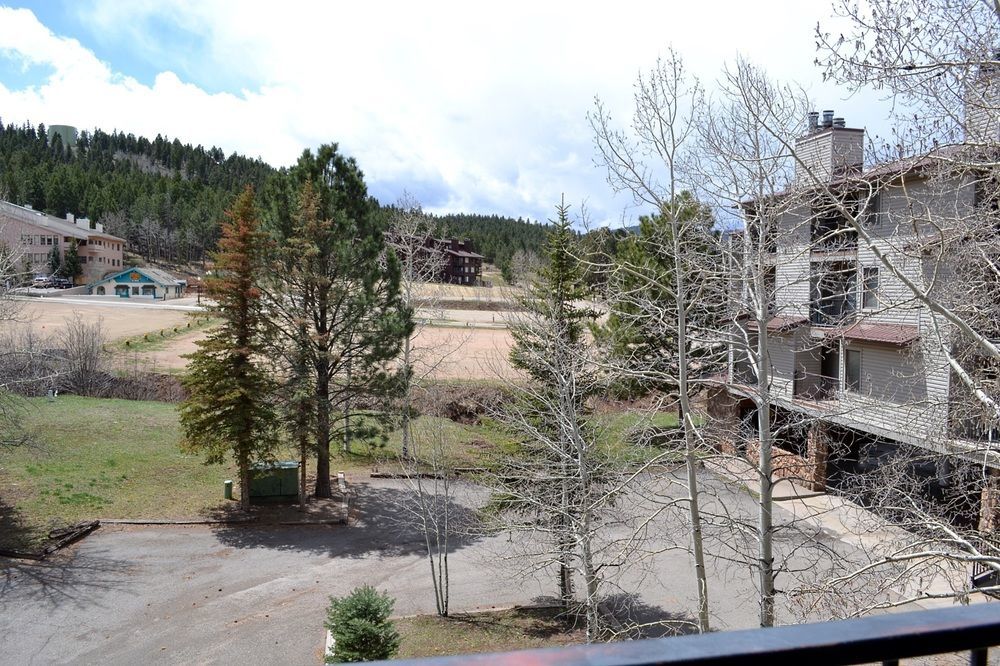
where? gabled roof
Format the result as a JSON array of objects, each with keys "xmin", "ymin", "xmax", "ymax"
[
  {"xmin": 444, "ymin": 249, "xmax": 484, "ymax": 259},
  {"xmin": 141, "ymin": 267, "xmax": 187, "ymax": 285},
  {"xmin": 90, "ymin": 266, "xmax": 186, "ymax": 287}
]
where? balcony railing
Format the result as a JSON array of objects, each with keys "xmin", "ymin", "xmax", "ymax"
[
  {"xmin": 379, "ymin": 604, "xmax": 1000, "ymax": 666},
  {"xmin": 793, "ymin": 372, "xmax": 838, "ymax": 401},
  {"xmin": 810, "ymin": 305, "xmax": 857, "ymax": 327}
]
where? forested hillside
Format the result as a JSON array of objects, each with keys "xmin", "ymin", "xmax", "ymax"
[
  {"xmin": 0, "ymin": 120, "xmax": 275, "ymax": 263},
  {"xmin": 0, "ymin": 120, "xmax": 551, "ymax": 268}
]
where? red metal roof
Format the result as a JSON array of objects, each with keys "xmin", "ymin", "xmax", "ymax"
[
  {"xmin": 746, "ymin": 315, "xmax": 808, "ymax": 334},
  {"xmin": 831, "ymin": 322, "xmax": 920, "ymax": 345}
]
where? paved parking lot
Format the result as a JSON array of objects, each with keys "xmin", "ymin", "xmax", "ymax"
[{"xmin": 0, "ymin": 472, "xmax": 890, "ymax": 665}]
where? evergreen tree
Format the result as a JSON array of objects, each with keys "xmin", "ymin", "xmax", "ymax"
[
  {"xmin": 503, "ymin": 198, "xmax": 601, "ymax": 606},
  {"xmin": 47, "ymin": 245, "xmax": 60, "ymax": 276},
  {"xmin": 324, "ymin": 586, "xmax": 400, "ymax": 663},
  {"xmin": 179, "ymin": 186, "xmax": 278, "ymax": 511},
  {"xmin": 262, "ymin": 146, "xmax": 412, "ymax": 498},
  {"xmin": 62, "ymin": 239, "xmax": 83, "ymax": 283},
  {"xmin": 598, "ymin": 192, "xmax": 721, "ymax": 398},
  {"xmin": 510, "ymin": 199, "xmax": 593, "ymax": 381}
]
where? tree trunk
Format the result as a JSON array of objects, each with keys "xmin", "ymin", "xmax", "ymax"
[
  {"xmin": 299, "ymin": 437, "xmax": 308, "ymax": 510},
  {"xmin": 239, "ymin": 450, "xmax": 251, "ymax": 512},
  {"xmin": 558, "ymin": 465, "xmax": 573, "ymax": 606},
  {"xmin": 343, "ymin": 356, "xmax": 352, "ymax": 455},
  {"xmin": 755, "ymin": 313, "xmax": 776, "ymax": 627},
  {"xmin": 673, "ymin": 214, "xmax": 711, "ymax": 634},
  {"xmin": 401, "ymin": 336, "xmax": 412, "ymax": 459},
  {"xmin": 315, "ymin": 360, "xmax": 332, "ymax": 498}
]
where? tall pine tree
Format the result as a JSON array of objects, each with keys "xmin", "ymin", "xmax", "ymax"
[
  {"xmin": 262, "ymin": 146, "xmax": 412, "ymax": 498},
  {"xmin": 179, "ymin": 186, "xmax": 278, "ymax": 511},
  {"xmin": 504, "ymin": 198, "xmax": 601, "ymax": 608}
]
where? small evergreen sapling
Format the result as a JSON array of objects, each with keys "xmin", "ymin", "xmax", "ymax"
[{"xmin": 324, "ymin": 585, "xmax": 400, "ymax": 663}]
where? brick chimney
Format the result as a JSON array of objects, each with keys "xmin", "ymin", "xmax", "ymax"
[{"xmin": 795, "ymin": 109, "xmax": 864, "ymax": 183}]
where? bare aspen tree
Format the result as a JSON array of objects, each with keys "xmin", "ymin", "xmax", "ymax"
[
  {"xmin": 681, "ymin": 0, "xmax": 1000, "ymax": 618},
  {"xmin": 386, "ymin": 193, "xmax": 449, "ymax": 460},
  {"xmin": 394, "ymin": 417, "xmax": 455, "ymax": 617},
  {"xmin": 590, "ymin": 49, "xmax": 716, "ymax": 633},
  {"xmin": 384, "ymin": 194, "xmax": 474, "ymax": 615},
  {"xmin": 484, "ymin": 200, "xmax": 619, "ymax": 641},
  {"xmin": 692, "ymin": 58, "xmax": 810, "ymax": 627},
  {"xmin": 0, "ymin": 231, "xmax": 28, "ymax": 448},
  {"xmin": 747, "ymin": 0, "xmax": 1000, "ymax": 610}
]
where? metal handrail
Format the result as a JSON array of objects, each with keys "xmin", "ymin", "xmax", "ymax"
[{"xmin": 376, "ymin": 604, "xmax": 1000, "ymax": 666}]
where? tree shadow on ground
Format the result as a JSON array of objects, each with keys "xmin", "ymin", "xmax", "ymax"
[
  {"xmin": 0, "ymin": 496, "xmax": 46, "ymax": 552},
  {"xmin": 600, "ymin": 592, "xmax": 701, "ymax": 638},
  {"xmin": 1, "ymin": 542, "xmax": 135, "ymax": 611},
  {"xmin": 524, "ymin": 593, "xmax": 697, "ymax": 640},
  {"xmin": 209, "ymin": 480, "xmax": 486, "ymax": 559}
]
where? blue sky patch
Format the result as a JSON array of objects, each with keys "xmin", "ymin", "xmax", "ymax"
[{"xmin": 12, "ymin": 0, "xmax": 254, "ymax": 94}]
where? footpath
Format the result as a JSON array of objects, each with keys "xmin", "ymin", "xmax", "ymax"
[{"xmin": 704, "ymin": 456, "xmax": 968, "ymax": 611}]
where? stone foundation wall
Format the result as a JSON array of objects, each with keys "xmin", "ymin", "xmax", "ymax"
[{"xmin": 727, "ymin": 419, "xmax": 829, "ymax": 492}]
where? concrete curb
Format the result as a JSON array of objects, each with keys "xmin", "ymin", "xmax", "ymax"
[
  {"xmin": 99, "ymin": 518, "xmax": 347, "ymax": 526},
  {"xmin": 324, "ymin": 628, "xmax": 336, "ymax": 662}
]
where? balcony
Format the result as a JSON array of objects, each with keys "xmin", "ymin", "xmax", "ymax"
[
  {"xmin": 380, "ymin": 604, "xmax": 1000, "ymax": 666},
  {"xmin": 811, "ymin": 206, "xmax": 859, "ymax": 253},
  {"xmin": 793, "ymin": 371, "xmax": 838, "ymax": 401},
  {"xmin": 810, "ymin": 261, "xmax": 857, "ymax": 327}
]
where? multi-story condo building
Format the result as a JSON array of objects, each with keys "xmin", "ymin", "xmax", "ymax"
[
  {"xmin": 435, "ymin": 237, "xmax": 484, "ymax": 285},
  {"xmin": 391, "ymin": 234, "xmax": 485, "ymax": 286},
  {"xmin": 0, "ymin": 199, "xmax": 125, "ymax": 284},
  {"xmin": 712, "ymin": 109, "xmax": 1000, "ymax": 532}
]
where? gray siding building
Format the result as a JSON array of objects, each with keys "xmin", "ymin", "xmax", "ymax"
[{"xmin": 714, "ymin": 108, "xmax": 999, "ymax": 531}]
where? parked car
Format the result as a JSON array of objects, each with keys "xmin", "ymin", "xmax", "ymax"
[
  {"xmin": 31, "ymin": 275, "xmax": 53, "ymax": 288},
  {"xmin": 51, "ymin": 277, "xmax": 74, "ymax": 289}
]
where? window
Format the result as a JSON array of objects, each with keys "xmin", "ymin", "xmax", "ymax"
[
  {"xmin": 862, "ymin": 267, "xmax": 879, "ymax": 309},
  {"xmin": 864, "ymin": 190, "xmax": 882, "ymax": 226},
  {"xmin": 845, "ymin": 349, "xmax": 862, "ymax": 392}
]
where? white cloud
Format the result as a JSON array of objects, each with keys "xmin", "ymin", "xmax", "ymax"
[{"xmin": 0, "ymin": 2, "xmax": 891, "ymax": 225}]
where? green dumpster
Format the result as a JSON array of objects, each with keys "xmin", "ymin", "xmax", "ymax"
[{"xmin": 249, "ymin": 461, "xmax": 300, "ymax": 501}]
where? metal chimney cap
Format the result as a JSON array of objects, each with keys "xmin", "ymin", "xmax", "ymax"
[{"xmin": 833, "ymin": 117, "xmax": 846, "ymax": 128}]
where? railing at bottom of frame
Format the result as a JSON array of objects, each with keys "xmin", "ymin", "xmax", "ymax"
[{"xmin": 371, "ymin": 603, "xmax": 1000, "ymax": 666}]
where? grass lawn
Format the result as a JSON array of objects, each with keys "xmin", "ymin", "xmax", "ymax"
[
  {"xmin": 0, "ymin": 395, "xmax": 234, "ymax": 549},
  {"xmin": 0, "ymin": 393, "xmax": 685, "ymax": 549},
  {"xmin": 343, "ymin": 410, "xmax": 684, "ymax": 473},
  {"xmin": 394, "ymin": 606, "xmax": 584, "ymax": 659}
]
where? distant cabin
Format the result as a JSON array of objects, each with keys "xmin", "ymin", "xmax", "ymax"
[{"xmin": 87, "ymin": 267, "xmax": 187, "ymax": 300}]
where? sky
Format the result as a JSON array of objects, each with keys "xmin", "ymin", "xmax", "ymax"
[{"xmin": 0, "ymin": 1, "xmax": 891, "ymax": 227}]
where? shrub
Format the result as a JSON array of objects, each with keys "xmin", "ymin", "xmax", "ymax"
[{"xmin": 325, "ymin": 585, "xmax": 400, "ymax": 663}]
